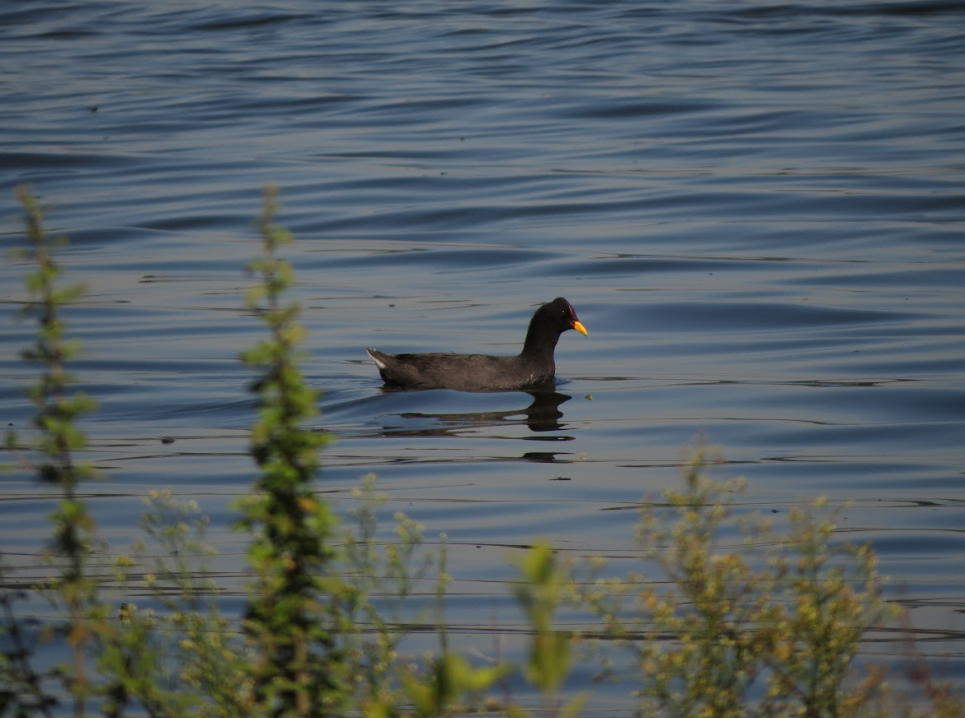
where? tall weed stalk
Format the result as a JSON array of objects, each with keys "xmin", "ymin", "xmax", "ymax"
[
  {"xmin": 235, "ymin": 184, "xmax": 350, "ymax": 717},
  {"xmin": 4, "ymin": 186, "xmax": 101, "ymax": 717}
]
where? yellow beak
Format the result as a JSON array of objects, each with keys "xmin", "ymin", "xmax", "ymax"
[{"xmin": 573, "ymin": 320, "xmax": 588, "ymax": 336}]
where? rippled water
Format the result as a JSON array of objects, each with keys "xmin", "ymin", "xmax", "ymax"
[{"xmin": 2, "ymin": 0, "xmax": 964, "ymax": 708}]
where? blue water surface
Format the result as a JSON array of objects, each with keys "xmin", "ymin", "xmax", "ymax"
[{"xmin": 2, "ymin": 0, "xmax": 963, "ymax": 711}]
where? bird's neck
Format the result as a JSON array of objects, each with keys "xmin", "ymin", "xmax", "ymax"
[{"xmin": 520, "ymin": 318, "xmax": 560, "ymax": 359}]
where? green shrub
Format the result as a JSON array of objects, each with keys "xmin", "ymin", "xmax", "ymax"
[{"xmin": 579, "ymin": 445, "xmax": 905, "ymax": 718}]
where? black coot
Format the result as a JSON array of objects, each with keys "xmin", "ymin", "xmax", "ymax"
[{"xmin": 366, "ymin": 297, "xmax": 587, "ymax": 391}]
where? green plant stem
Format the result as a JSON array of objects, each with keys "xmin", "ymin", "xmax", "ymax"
[
  {"xmin": 15, "ymin": 185, "xmax": 99, "ymax": 718},
  {"xmin": 237, "ymin": 184, "xmax": 346, "ymax": 718}
]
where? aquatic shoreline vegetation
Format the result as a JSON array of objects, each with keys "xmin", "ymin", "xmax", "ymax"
[
  {"xmin": 1, "ymin": 185, "xmax": 961, "ymax": 718},
  {"xmin": 575, "ymin": 446, "xmax": 907, "ymax": 718}
]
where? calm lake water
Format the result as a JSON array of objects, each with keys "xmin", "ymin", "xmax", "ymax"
[{"xmin": 2, "ymin": 0, "xmax": 963, "ymax": 710}]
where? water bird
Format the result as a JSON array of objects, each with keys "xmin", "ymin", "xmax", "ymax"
[{"xmin": 367, "ymin": 297, "xmax": 588, "ymax": 391}]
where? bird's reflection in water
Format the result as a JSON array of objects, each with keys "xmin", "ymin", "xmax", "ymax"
[{"xmin": 378, "ymin": 390, "xmax": 572, "ymax": 438}]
